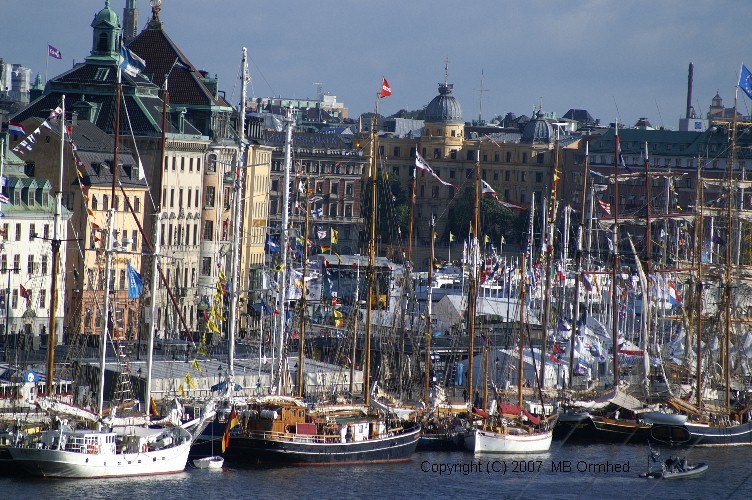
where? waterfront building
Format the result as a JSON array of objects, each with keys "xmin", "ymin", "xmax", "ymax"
[{"xmin": 0, "ymin": 138, "xmax": 69, "ymax": 345}]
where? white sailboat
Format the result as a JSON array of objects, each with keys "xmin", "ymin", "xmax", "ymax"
[{"xmin": 9, "ymin": 53, "xmax": 214, "ymax": 479}]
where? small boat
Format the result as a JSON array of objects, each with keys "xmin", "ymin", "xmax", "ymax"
[
  {"xmin": 639, "ymin": 445, "xmax": 708, "ymax": 479},
  {"xmin": 193, "ymin": 456, "xmax": 224, "ymax": 469}
]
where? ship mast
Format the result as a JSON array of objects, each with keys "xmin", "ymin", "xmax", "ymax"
[
  {"xmin": 275, "ymin": 108, "xmax": 294, "ymax": 395},
  {"xmin": 297, "ymin": 177, "xmax": 310, "ymax": 397},
  {"xmin": 611, "ymin": 121, "xmax": 621, "ymax": 389},
  {"xmin": 569, "ymin": 140, "xmax": 589, "ymax": 385},
  {"xmin": 467, "ymin": 149, "xmax": 480, "ymax": 407},
  {"xmin": 364, "ymin": 111, "xmax": 378, "ymax": 406},
  {"xmin": 424, "ymin": 216, "xmax": 434, "ymax": 404},
  {"xmin": 228, "ymin": 47, "xmax": 248, "ymax": 386},
  {"xmin": 45, "ymin": 95, "xmax": 65, "ymax": 397},
  {"xmin": 398, "ymin": 144, "xmax": 417, "ymax": 399}
]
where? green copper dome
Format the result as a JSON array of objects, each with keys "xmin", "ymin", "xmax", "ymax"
[{"xmin": 92, "ymin": 0, "xmax": 120, "ymax": 29}]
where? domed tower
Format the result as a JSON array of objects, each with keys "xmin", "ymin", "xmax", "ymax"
[
  {"xmin": 421, "ymin": 69, "xmax": 464, "ymax": 159},
  {"xmin": 85, "ymin": 0, "xmax": 122, "ymax": 64},
  {"xmin": 520, "ymin": 110, "xmax": 554, "ymax": 145}
]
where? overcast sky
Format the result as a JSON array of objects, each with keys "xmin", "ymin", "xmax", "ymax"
[{"xmin": 2, "ymin": 0, "xmax": 751, "ymax": 128}]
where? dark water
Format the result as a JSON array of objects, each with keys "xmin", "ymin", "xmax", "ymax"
[{"xmin": 1, "ymin": 443, "xmax": 750, "ymax": 499}]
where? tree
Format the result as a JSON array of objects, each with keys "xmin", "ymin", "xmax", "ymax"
[{"xmin": 444, "ymin": 187, "xmax": 527, "ymax": 245}]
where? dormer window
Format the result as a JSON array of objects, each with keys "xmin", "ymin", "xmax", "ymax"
[{"xmin": 94, "ymin": 68, "xmax": 110, "ymax": 81}]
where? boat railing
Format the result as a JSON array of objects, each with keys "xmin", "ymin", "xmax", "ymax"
[{"xmin": 248, "ymin": 430, "xmax": 350, "ymax": 444}]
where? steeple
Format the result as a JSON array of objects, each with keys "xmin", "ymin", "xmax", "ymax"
[
  {"xmin": 123, "ymin": 0, "xmax": 139, "ymax": 43},
  {"xmin": 85, "ymin": 0, "xmax": 122, "ymax": 64}
]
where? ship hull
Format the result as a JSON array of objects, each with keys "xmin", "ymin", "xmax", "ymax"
[
  {"xmin": 465, "ymin": 428, "xmax": 553, "ymax": 453},
  {"xmin": 651, "ymin": 420, "xmax": 752, "ymax": 446},
  {"xmin": 7, "ymin": 442, "xmax": 191, "ymax": 478},
  {"xmin": 223, "ymin": 427, "xmax": 420, "ymax": 465}
]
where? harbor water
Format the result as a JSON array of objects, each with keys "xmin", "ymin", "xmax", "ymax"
[{"xmin": 1, "ymin": 443, "xmax": 750, "ymax": 499}]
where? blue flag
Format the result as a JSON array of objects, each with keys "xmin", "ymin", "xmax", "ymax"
[
  {"xmin": 127, "ymin": 261, "xmax": 143, "ymax": 299},
  {"xmin": 119, "ymin": 46, "xmax": 146, "ymax": 78},
  {"xmin": 740, "ymin": 64, "xmax": 752, "ymax": 100}
]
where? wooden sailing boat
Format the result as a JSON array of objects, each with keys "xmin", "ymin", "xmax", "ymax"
[
  {"xmin": 222, "ymin": 79, "xmax": 419, "ymax": 465},
  {"xmin": 462, "ymin": 151, "xmax": 555, "ymax": 453}
]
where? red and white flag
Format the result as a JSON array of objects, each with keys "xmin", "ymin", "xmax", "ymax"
[
  {"xmin": 598, "ymin": 198, "xmax": 612, "ymax": 215},
  {"xmin": 48, "ymin": 44, "xmax": 62, "ymax": 59},
  {"xmin": 379, "ymin": 77, "xmax": 391, "ymax": 98}
]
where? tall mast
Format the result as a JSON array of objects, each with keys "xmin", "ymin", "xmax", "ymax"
[
  {"xmin": 98, "ymin": 77, "xmax": 123, "ymax": 417},
  {"xmin": 569, "ymin": 141, "xmax": 589, "ymax": 385},
  {"xmin": 228, "ymin": 47, "xmax": 248, "ymax": 384},
  {"xmin": 276, "ymin": 108, "xmax": 294, "ymax": 394},
  {"xmin": 724, "ymin": 91, "xmax": 739, "ymax": 411},
  {"xmin": 398, "ymin": 146, "xmax": 417, "ymax": 398},
  {"xmin": 611, "ymin": 122, "xmax": 621, "ymax": 388},
  {"xmin": 467, "ymin": 149, "xmax": 480, "ymax": 406},
  {"xmin": 643, "ymin": 142, "xmax": 652, "ymax": 392},
  {"xmin": 424, "ymin": 216, "xmax": 434, "ymax": 404},
  {"xmin": 364, "ymin": 112, "xmax": 378, "ymax": 406},
  {"xmin": 297, "ymin": 178, "xmax": 310, "ymax": 397},
  {"xmin": 45, "ymin": 95, "xmax": 65, "ymax": 397},
  {"xmin": 518, "ymin": 253, "xmax": 527, "ymax": 410},
  {"xmin": 540, "ymin": 125, "xmax": 560, "ymax": 389},
  {"xmin": 694, "ymin": 166, "xmax": 704, "ymax": 408}
]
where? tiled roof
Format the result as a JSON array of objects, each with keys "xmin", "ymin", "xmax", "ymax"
[{"xmin": 127, "ymin": 28, "xmax": 231, "ymax": 108}]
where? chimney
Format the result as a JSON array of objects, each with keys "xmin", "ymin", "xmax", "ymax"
[{"xmin": 686, "ymin": 62, "xmax": 694, "ymax": 119}]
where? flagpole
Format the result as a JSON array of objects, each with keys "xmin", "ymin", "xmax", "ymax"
[
  {"xmin": 45, "ymin": 43, "xmax": 49, "ymax": 85},
  {"xmin": 145, "ymin": 218, "xmax": 161, "ymax": 411}
]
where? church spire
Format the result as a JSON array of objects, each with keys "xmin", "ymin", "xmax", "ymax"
[{"xmin": 85, "ymin": 0, "xmax": 122, "ymax": 64}]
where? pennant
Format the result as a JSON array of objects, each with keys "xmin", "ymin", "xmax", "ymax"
[
  {"xmin": 191, "ymin": 359, "xmax": 202, "ymax": 372},
  {"xmin": 415, "ymin": 152, "xmax": 458, "ymax": 190},
  {"xmin": 331, "ymin": 228, "xmax": 338, "ymax": 244},
  {"xmin": 379, "ymin": 77, "xmax": 392, "ymax": 98},
  {"xmin": 48, "ymin": 106, "xmax": 63, "ymax": 121},
  {"xmin": 184, "ymin": 373, "xmax": 196, "ymax": 389},
  {"xmin": 598, "ymin": 198, "xmax": 612, "ymax": 215},
  {"xmin": 449, "ymin": 232, "xmax": 455, "ymax": 242}
]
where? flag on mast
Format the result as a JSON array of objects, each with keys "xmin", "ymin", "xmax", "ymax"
[
  {"xmin": 415, "ymin": 152, "xmax": 458, "ymax": 190},
  {"xmin": 379, "ymin": 77, "xmax": 391, "ymax": 98},
  {"xmin": 47, "ymin": 45, "xmax": 62, "ymax": 59},
  {"xmin": 740, "ymin": 64, "xmax": 752, "ymax": 100}
]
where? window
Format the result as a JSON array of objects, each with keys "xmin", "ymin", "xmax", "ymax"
[
  {"xmin": 189, "ymin": 158, "xmax": 194, "ymax": 172},
  {"xmin": 536, "ymin": 172, "xmax": 543, "ymax": 183},
  {"xmin": 331, "ymin": 182, "xmax": 339, "ymax": 196},
  {"xmin": 39, "ymin": 290, "xmax": 46, "ymax": 309},
  {"xmin": 131, "ymin": 230, "xmax": 138, "ymax": 251},
  {"xmin": 521, "ymin": 172, "xmax": 526, "ymax": 182},
  {"xmin": 434, "ymin": 148, "xmax": 441, "ymax": 159},
  {"xmin": 13, "ymin": 255, "xmax": 20, "ymax": 274},
  {"xmin": 179, "ymin": 188, "xmax": 184, "ymax": 208},
  {"xmin": 505, "ymin": 171, "xmax": 510, "ymax": 182},
  {"xmin": 201, "ymin": 257, "xmax": 212, "ymax": 276},
  {"xmin": 328, "ymin": 203, "xmax": 337, "ymax": 217},
  {"xmin": 170, "ymin": 189, "xmax": 175, "ymax": 208},
  {"xmin": 203, "ymin": 221, "xmax": 214, "ymax": 241},
  {"xmin": 466, "ymin": 169, "xmax": 472, "ymax": 179},
  {"xmin": 345, "ymin": 204, "xmax": 353, "ymax": 218},
  {"xmin": 450, "ymin": 150, "xmax": 457, "ymax": 159},
  {"xmin": 42, "ymin": 256, "xmax": 48, "ymax": 275},
  {"xmin": 181, "ymin": 157, "xmax": 185, "ymax": 171},
  {"xmin": 494, "ymin": 152, "xmax": 500, "ymax": 162},
  {"xmin": 28, "ymin": 255, "xmax": 34, "ymax": 274},
  {"xmin": 29, "ymin": 224, "xmax": 35, "ymax": 240},
  {"xmin": 493, "ymin": 171, "xmax": 499, "ymax": 181},
  {"xmin": 103, "ymin": 195, "xmax": 109, "ymax": 211},
  {"xmin": 432, "ymin": 186, "xmax": 440, "ymax": 198},
  {"xmin": 420, "ymin": 185, "xmax": 425, "ymax": 198},
  {"xmin": 522, "ymin": 153, "xmax": 528, "ymax": 163},
  {"xmin": 392, "ymin": 166, "xmax": 399, "ymax": 177},
  {"xmin": 0, "ymin": 255, "xmax": 5, "ymax": 271},
  {"xmin": 393, "ymin": 146, "xmax": 401, "ymax": 158},
  {"xmin": 506, "ymin": 152, "xmax": 512, "ymax": 162},
  {"xmin": 160, "ymin": 224, "xmax": 165, "ymax": 246},
  {"xmin": 537, "ymin": 153, "xmax": 544, "ymax": 164},
  {"xmin": 187, "ymin": 190, "xmax": 192, "ymax": 208},
  {"xmin": 466, "ymin": 150, "xmax": 475, "ymax": 161},
  {"xmin": 12, "ymin": 290, "xmax": 17, "ymax": 309},
  {"xmin": 134, "ymin": 197, "xmax": 141, "ymax": 213},
  {"xmin": 271, "ymin": 179, "xmax": 279, "ymax": 192},
  {"xmin": 345, "ymin": 182, "xmax": 353, "ymax": 196},
  {"xmin": 15, "ymin": 223, "xmax": 21, "ymax": 241},
  {"xmin": 206, "ymin": 186, "xmax": 215, "ymax": 208},
  {"xmin": 120, "ymin": 269, "xmax": 126, "ymax": 291},
  {"xmin": 44, "ymin": 224, "xmax": 50, "ymax": 239},
  {"xmin": 193, "ymin": 223, "xmax": 198, "ymax": 245},
  {"xmin": 449, "ymin": 169, "xmax": 456, "ymax": 179}
]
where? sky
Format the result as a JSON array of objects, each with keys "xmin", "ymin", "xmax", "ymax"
[{"xmin": 2, "ymin": 0, "xmax": 751, "ymax": 128}]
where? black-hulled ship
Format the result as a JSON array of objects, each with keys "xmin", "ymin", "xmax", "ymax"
[{"xmin": 221, "ymin": 397, "xmax": 419, "ymax": 465}]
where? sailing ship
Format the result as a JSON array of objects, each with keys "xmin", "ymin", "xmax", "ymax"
[
  {"xmin": 222, "ymin": 83, "xmax": 419, "ymax": 465},
  {"xmin": 8, "ymin": 39, "xmax": 214, "ymax": 477}
]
